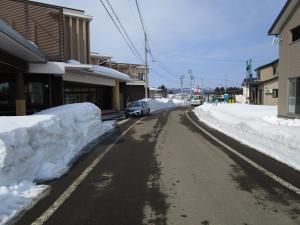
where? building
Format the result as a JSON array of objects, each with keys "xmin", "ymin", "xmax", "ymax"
[
  {"xmin": 102, "ymin": 62, "xmax": 149, "ymax": 102},
  {"xmin": 0, "ymin": 0, "xmax": 130, "ymax": 115},
  {"xmin": 149, "ymin": 87, "xmax": 162, "ymax": 99},
  {"xmin": 269, "ymin": 0, "xmax": 300, "ymax": 118},
  {"xmin": 251, "ymin": 59, "xmax": 279, "ymax": 105}
]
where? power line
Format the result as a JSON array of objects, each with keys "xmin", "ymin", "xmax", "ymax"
[
  {"xmin": 135, "ymin": 0, "xmax": 147, "ymax": 37},
  {"xmin": 98, "ymin": 0, "xmax": 144, "ymax": 63},
  {"xmin": 105, "ymin": 0, "xmax": 144, "ymax": 63}
]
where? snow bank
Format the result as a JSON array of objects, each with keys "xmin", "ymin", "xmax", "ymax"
[
  {"xmin": 193, "ymin": 104, "xmax": 300, "ymax": 171},
  {"xmin": 143, "ymin": 98, "xmax": 189, "ymax": 112},
  {"xmin": 0, "ymin": 103, "xmax": 114, "ymax": 224}
]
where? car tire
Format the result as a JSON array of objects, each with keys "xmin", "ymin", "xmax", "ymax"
[
  {"xmin": 147, "ymin": 109, "xmax": 150, "ymax": 116},
  {"xmin": 141, "ymin": 110, "xmax": 144, "ymax": 116}
]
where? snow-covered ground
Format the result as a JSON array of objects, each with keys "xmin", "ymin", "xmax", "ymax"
[
  {"xmin": 0, "ymin": 103, "xmax": 114, "ymax": 225},
  {"xmin": 144, "ymin": 98, "xmax": 189, "ymax": 112},
  {"xmin": 193, "ymin": 103, "xmax": 300, "ymax": 171}
]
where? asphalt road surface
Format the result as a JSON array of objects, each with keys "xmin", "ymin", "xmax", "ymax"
[{"xmin": 14, "ymin": 108, "xmax": 300, "ymax": 225}]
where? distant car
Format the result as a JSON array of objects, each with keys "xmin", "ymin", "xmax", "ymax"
[
  {"xmin": 190, "ymin": 95, "xmax": 203, "ymax": 106},
  {"xmin": 125, "ymin": 101, "xmax": 150, "ymax": 117}
]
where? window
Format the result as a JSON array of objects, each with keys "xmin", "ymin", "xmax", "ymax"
[
  {"xmin": 273, "ymin": 65, "xmax": 277, "ymax": 76},
  {"xmin": 64, "ymin": 87, "xmax": 97, "ymax": 104},
  {"xmin": 272, "ymin": 89, "xmax": 278, "ymax": 98},
  {"xmin": 257, "ymin": 71, "xmax": 261, "ymax": 80},
  {"xmin": 288, "ymin": 78, "xmax": 300, "ymax": 114},
  {"xmin": 26, "ymin": 82, "xmax": 44, "ymax": 105},
  {"xmin": 0, "ymin": 82, "xmax": 10, "ymax": 104},
  {"xmin": 138, "ymin": 73, "xmax": 145, "ymax": 81},
  {"xmin": 291, "ymin": 26, "xmax": 300, "ymax": 43}
]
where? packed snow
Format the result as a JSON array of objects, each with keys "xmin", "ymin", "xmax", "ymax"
[
  {"xmin": 193, "ymin": 103, "xmax": 300, "ymax": 171},
  {"xmin": 143, "ymin": 98, "xmax": 190, "ymax": 112},
  {"xmin": 0, "ymin": 103, "xmax": 114, "ymax": 225}
]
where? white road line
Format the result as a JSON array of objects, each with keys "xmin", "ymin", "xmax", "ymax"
[
  {"xmin": 185, "ymin": 110, "xmax": 300, "ymax": 195},
  {"xmin": 31, "ymin": 117, "xmax": 145, "ymax": 225},
  {"xmin": 117, "ymin": 118, "xmax": 130, "ymax": 125}
]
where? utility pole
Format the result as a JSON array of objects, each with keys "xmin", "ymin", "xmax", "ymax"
[
  {"xmin": 201, "ymin": 78, "xmax": 204, "ymax": 96},
  {"xmin": 188, "ymin": 69, "xmax": 194, "ymax": 96},
  {"xmin": 180, "ymin": 74, "xmax": 185, "ymax": 99},
  {"xmin": 144, "ymin": 33, "xmax": 148, "ymax": 98},
  {"xmin": 225, "ymin": 74, "xmax": 228, "ymax": 92}
]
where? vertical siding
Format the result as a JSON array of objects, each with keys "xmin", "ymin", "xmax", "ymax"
[
  {"xmin": 0, "ymin": 0, "xmax": 65, "ymax": 61},
  {"xmin": 63, "ymin": 15, "xmax": 90, "ymax": 64}
]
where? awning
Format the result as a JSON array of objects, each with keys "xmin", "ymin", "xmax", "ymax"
[
  {"xmin": 64, "ymin": 62, "xmax": 132, "ymax": 86},
  {"xmin": 0, "ymin": 19, "xmax": 46, "ymax": 63},
  {"xmin": 126, "ymin": 79, "xmax": 146, "ymax": 86}
]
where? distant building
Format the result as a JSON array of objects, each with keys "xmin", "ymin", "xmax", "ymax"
[
  {"xmin": 102, "ymin": 62, "xmax": 149, "ymax": 102},
  {"xmin": 149, "ymin": 88, "xmax": 162, "ymax": 99},
  {"xmin": 269, "ymin": 0, "xmax": 300, "ymax": 118},
  {"xmin": 251, "ymin": 59, "xmax": 279, "ymax": 106}
]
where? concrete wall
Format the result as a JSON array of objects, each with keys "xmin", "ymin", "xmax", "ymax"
[
  {"xmin": 278, "ymin": 2, "xmax": 300, "ymax": 117},
  {"xmin": 259, "ymin": 66, "xmax": 277, "ymax": 81},
  {"xmin": 263, "ymin": 79, "xmax": 279, "ymax": 106}
]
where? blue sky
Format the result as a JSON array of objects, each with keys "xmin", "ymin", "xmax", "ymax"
[{"xmin": 35, "ymin": 0, "xmax": 286, "ymax": 89}]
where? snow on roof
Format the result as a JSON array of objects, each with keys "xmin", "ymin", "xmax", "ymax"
[
  {"xmin": 149, "ymin": 87, "xmax": 162, "ymax": 91},
  {"xmin": 64, "ymin": 60, "xmax": 131, "ymax": 81},
  {"xmin": 90, "ymin": 65, "xmax": 132, "ymax": 82}
]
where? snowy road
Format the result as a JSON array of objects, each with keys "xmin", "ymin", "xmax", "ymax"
[{"xmin": 14, "ymin": 108, "xmax": 300, "ymax": 225}]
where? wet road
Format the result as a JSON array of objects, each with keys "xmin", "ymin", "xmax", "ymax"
[{"xmin": 14, "ymin": 108, "xmax": 300, "ymax": 225}]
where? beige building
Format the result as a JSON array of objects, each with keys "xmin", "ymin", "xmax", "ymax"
[
  {"xmin": 269, "ymin": 0, "xmax": 300, "ymax": 118},
  {"xmin": 102, "ymin": 62, "xmax": 149, "ymax": 102},
  {"xmin": 251, "ymin": 59, "xmax": 279, "ymax": 106},
  {"xmin": 0, "ymin": 0, "xmax": 131, "ymax": 115}
]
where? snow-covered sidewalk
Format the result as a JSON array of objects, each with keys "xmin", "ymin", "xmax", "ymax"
[
  {"xmin": 193, "ymin": 103, "xmax": 300, "ymax": 171},
  {"xmin": 0, "ymin": 103, "xmax": 114, "ymax": 225},
  {"xmin": 143, "ymin": 98, "xmax": 189, "ymax": 112}
]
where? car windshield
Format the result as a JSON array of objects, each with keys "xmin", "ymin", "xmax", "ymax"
[{"xmin": 128, "ymin": 101, "xmax": 142, "ymax": 107}]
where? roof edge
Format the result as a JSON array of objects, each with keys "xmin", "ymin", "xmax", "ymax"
[
  {"xmin": 255, "ymin": 59, "xmax": 279, "ymax": 72},
  {"xmin": 268, "ymin": 0, "xmax": 293, "ymax": 35}
]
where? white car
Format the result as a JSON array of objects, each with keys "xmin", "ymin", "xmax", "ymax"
[
  {"xmin": 125, "ymin": 101, "xmax": 150, "ymax": 117},
  {"xmin": 190, "ymin": 95, "xmax": 203, "ymax": 106}
]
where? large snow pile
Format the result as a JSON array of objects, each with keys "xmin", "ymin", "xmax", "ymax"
[
  {"xmin": 143, "ymin": 98, "xmax": 189, "ymax": 112},
  {"xmin": 0, "ymin": 103, "xmax": 114, "ymax": 225},
  {"xmin": 193, "ymin": 103, "xmax": 300, "ymax": 171}
]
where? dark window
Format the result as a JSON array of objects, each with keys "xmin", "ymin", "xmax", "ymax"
[
  {"xmin": 257, "ymin": 71, "xmax": 261, "ymax": 80},
  {"xmin": 288, "ymin": 77, "xmax": 300, "ymax": 114},
  {"xmin": 272, "ymin": 89, "xmax": 278, "ymax": 98},
  {"xmin": 291, "ymin": 26, "xmax": 300, "ymax": 43},
  {"xmin": 0, "ymin": 81, "xmax": 10, "ymax": 104},
  {"xmin": 138, "ymin": 73, "xmax": 145, "ymax": 81},
  {"xmin": 25, "ymin": 82, "xmax": 44, "ymax": 105},
  {"xmin": 273, "ymin": 65, "xmax": 277, "ymax": 76},
  {"xmin": 64, "ymin": 87, "xmax": 97, "ymax": 104}
]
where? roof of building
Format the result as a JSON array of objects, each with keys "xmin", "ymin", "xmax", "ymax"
[
  {"xmin": 26, "ymin": 0, "xmax": 84, "ymax": 12},
  {"xmin": 242, "ymin": 77, "xmax": 257, "ymax": 87},
  {"xmin": 255, "ymin": 59, "xmax": 279, "ymax": 71},
  {"xmin": 90, "ymin": 52, "xmax": 112, "ymax": 60},
  {"xmin": 0, "ymin": 19, "xmax": 46, "ymax": 63},
  {"xmin": 268, "ymin": 0, "xmax": 299, "ymax": 35},
  {"xmin": 252, "ymin": 76, "xmax": 279, "ymax": 86}
]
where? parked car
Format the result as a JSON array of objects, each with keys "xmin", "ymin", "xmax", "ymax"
[{"xmin": 125, "ymin": 101, "xmax": 150, "ymax": 117}]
